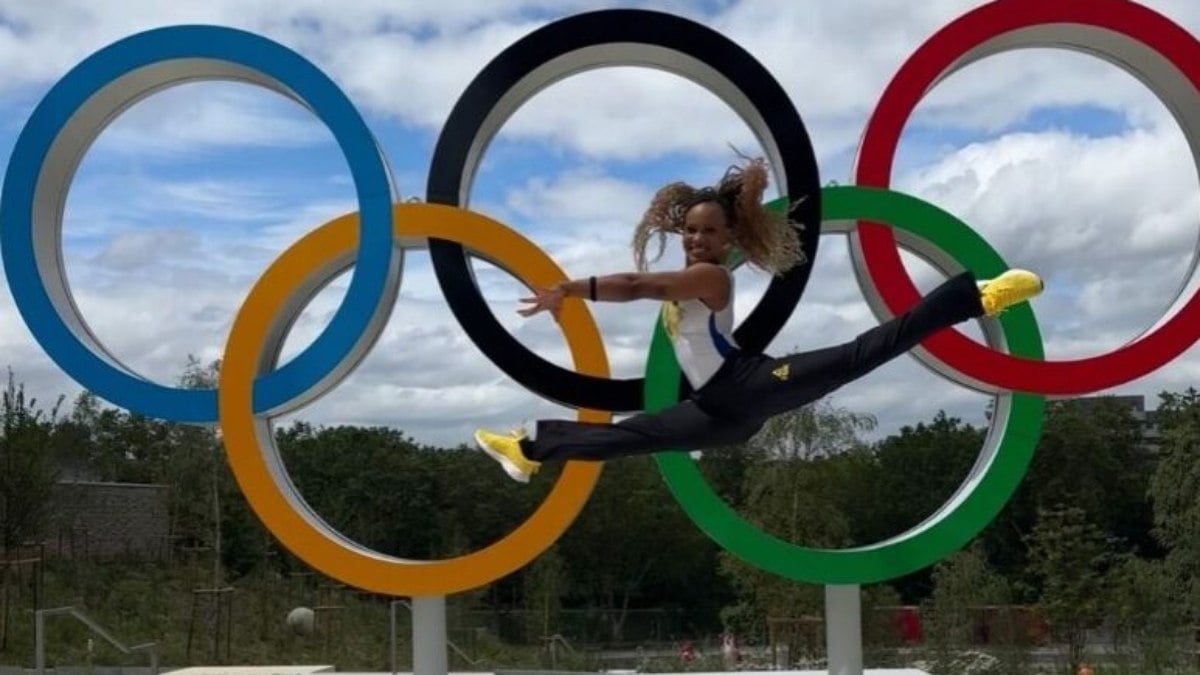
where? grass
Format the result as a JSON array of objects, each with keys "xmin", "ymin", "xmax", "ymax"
[{"xmin": 4, "ymin": 558, "xmax": 1200, "ymax": 674}]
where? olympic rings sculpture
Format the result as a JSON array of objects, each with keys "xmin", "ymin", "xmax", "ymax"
[{"xmin": 3, "ymin": 0, "xmax": 1198, "ymax": 594}]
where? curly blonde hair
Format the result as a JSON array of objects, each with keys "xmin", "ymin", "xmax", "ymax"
[{"xmin": 632, "ymin": 155, "xmax": 806, "ymax": 275}]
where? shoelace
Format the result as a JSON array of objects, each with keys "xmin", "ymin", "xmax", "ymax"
[{"xmin": 508, "ymin": 425, "xmax": 539, "ymax": 472}]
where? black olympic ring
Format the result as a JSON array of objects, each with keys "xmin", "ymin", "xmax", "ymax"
[{"xmin": 425, "ymin": 9, "xmax": 821, "ymax": 412}]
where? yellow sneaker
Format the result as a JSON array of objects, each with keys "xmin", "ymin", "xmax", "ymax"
[
  {"xmin": 474, "ymin": 427, "xmax": 540, "ymax": 483},
  {"xmin": 978, "ymin": 269, "xmax": 1044, "ymax": 316}
]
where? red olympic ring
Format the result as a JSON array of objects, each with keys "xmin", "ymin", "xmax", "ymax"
[{"xmin": 854, "ymin": 0, "xmax": 1200, "ymax": 395}]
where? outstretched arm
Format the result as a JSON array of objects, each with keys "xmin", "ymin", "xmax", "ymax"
[{"xmin": 520, "ymin": 263, "xmax": 729, "ymax": 318}]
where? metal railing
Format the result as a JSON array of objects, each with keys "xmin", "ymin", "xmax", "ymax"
[{"xmin": 35, "ymin": 606, "xmax": 159, "ymax": 675}]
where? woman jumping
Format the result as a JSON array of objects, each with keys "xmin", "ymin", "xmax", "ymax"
[{"xmin": 474, "ymin": 156, "xmax": 1042, "ymax": 483}]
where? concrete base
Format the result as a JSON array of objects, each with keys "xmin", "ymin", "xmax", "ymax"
[
  {"xmin": 9, "ymin": 668, "xmax": 934, "ymax": 675},
  {"xmin": 147, "ymin": 667, "xmax": 933, "ymax": 675},
  {"xmin": 165, "ymin": 669, "xmax": 334, "ymax": 675}
]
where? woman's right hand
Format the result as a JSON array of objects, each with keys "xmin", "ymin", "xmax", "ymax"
[{"xmin": 518, "ymin": 285, "xmax": 565, "ymax": 320}]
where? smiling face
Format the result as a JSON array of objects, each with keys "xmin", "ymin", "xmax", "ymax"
[{"xmin": 681, "ymin": 201, "xmax": 735, "ymax": 266}]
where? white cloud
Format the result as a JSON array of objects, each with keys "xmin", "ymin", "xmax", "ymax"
[
  {"xmin": 0, "ymin": 0, "xmax": 602, "ymax": 93},
  {"xmin": 504, "ymin": 168, "xmax": 651, "ymax": 224},
  {"xmin": 894, "ymin": 122, "xmax": 1200, "ymax": 358},
  {"xmin": 4, "ymin": 0, "xmax": 1198, "ymax": 165},
  {"xmin": 90, "ymin": 228, "xmax": 201, "ymax": 269},
  {"xmin": 97, "ymin": 85, "xmax": 333, "ymax": 156}
]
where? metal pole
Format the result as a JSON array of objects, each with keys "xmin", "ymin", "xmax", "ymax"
[
  {"xmin": 35, "ymin": 609, "xmax": 45, "ymax": 675},
  {"xmin": 412, "ymin": 596, "xmax": 448, "ymax": 675},
  {"xmin": 390, "ymin": 600, "xmax": 398, "ymax": 675},
  {"xmin": 825, "ymin": 585, "xmax": 863, "ymax": 675}
]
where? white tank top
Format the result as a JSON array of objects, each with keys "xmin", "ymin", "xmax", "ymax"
[{"xmin": 661, "ymin": 267, "xmax": 739, "ymax": 389}]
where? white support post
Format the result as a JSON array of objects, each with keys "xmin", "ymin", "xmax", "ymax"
[
  {"xmin": 390, "ymin": 601, "xmax": 399, "ymax": 675},
  {"xmin": 35, "ymin": 609, "xmax": 46, "ymax": 675},
  {"xmin": 412, "ymin": 596, "xmax": 448, "ymax": 675},
  {"xmin": 825, "ymin": 584, "xmax": 863, "ymax": 675}
]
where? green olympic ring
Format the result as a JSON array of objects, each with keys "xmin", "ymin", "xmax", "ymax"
[{"xmin": 645, "ymin": 185, "xmax": 1046, "ymax": 585}]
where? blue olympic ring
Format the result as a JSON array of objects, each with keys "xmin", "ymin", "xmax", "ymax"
[{"xmin": 0, "ymin": 25, "xmax": 397, "ymax": 423}]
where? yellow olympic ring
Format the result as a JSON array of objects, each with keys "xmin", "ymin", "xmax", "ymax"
[{"xmin": 218, "ymin": 203, "xmax": 607, "ymax": 595}]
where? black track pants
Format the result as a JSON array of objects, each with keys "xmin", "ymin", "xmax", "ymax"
[{"xmin": 521, "ymin": 272, "xmax": 985, "ymax": 463}]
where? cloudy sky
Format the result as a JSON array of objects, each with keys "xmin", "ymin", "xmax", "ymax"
[{"xmin": 1, "ymin": 0, "xmax": 1199, "ymax": 452}]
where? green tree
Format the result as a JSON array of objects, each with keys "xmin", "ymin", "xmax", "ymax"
[
  {"xmin": 924, "ymin": 541, "xmax": 1012, "ymax": 646},
  {"xmin": 867, "ymin": 411, "xmax": 983, "ymax": 539},
  {"xmin": 1032, "ymin": 398, "xmax": 1150, "ymax": 547},
  {"xmin": 1024, "ymin": 506, "xmax": 1120, "ymax": 674},
  {"xmin": 522, "ymin": 546, "xmax": 567, "ymax": 647},
  {"xmin": 716, "ymin": 402, "xmax": 874, "ymax": 641},
  {"xmin": 989, "ymin": 396, "xmax": 1149, "ymax": 588},
  {"xmin": 1148, "ymin": 388, "xmax": 1200, "ymax": 620},
  {"xmin": 916, "ymin": 541, "xmax": 1031, "ymax": 675},
  {"xmin": 277, "ymin": 423, "xmax": 443, "ymax": 560},
  {"xmin": 556, "ymin": 454, "xmax": 715, "ymax": 643},
  {"xmin": 0, "ymin": 370, "xmax": 65, "ymax": 553},
  {"xmin": 0, "ymin": 369, "xmax": 67, "ymax": 649},
  {"xmin": 755, "ymin": 399, "xmax": 877, "ymax": 460},
  {"xmin": 863, "ymin": 411, "xmax": 984, "ymax": 601},
  {"xmin": 1107, "ymin": 557, "xmax": 1188, "ymax": 673}
]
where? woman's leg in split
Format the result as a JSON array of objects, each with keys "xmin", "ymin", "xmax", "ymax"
[
  {"xmin": 474, "ymin": 398, "xmax": 763, "ymax": 482},
  {"xmin": 523, "ymin": 399, "xmax": 763, "ymax": 463},
  {"xmin": 729, "ymin": 271, "xmax": 988, "ymax": 419}
]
